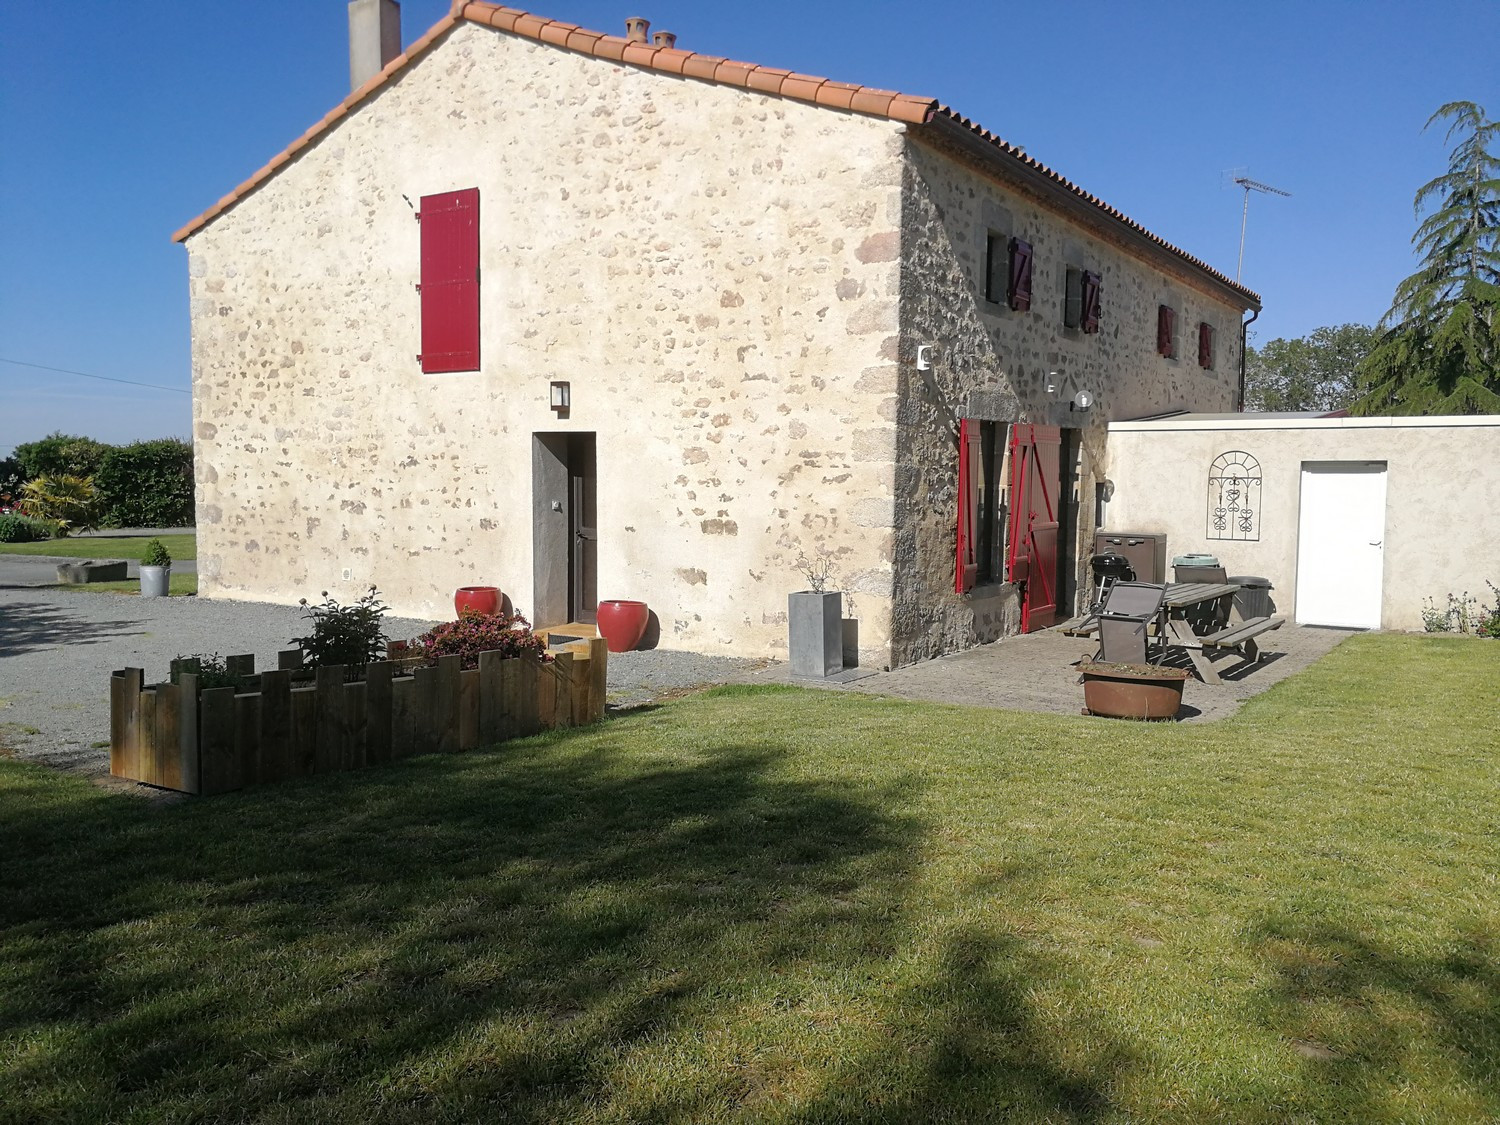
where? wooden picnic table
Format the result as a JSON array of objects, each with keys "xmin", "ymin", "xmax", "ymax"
[{"xmin": 1163, "ymin": 582, "xmax": 1283, "ymax": 685}]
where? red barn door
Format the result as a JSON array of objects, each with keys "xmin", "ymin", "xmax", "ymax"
[{"xmin": 1005, "ymin": 424, "xmax": 1061, "ymax": 632}]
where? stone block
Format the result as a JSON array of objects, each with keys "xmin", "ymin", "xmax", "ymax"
[{"xmin": 55, "ymin": 560, "xmax": 129, "ymax": 584}]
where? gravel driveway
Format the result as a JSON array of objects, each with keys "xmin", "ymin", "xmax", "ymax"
[{"xmin": 0, "ymin": 589, "xmax": 770, "ymax": 777}]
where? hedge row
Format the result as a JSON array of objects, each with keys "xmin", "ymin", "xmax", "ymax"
[{"xmin": 6, "ymin": 433, "xmax": 194, "ymax": 529}]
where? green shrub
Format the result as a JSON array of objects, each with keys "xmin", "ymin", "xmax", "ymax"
[
  {"xmin": 0, "ymin": 455, "xmax": 24, "ymax": 513},
  {"xmin": 95, "ymin": 438, "xmax": 194, "ymax": 528},
  {"xmin": 13, "ymin": 433, "xmax": 111, "ymax": 481},
  {"xmin": 292, "ymin": 588, "xmax": 389, "ymax": 668},
  {"xmin": 141, "ymin": 538, "xmax": 172, "ymax": 567},
  {"xmin": 0, "ymin": 514, "xmax": 56, "ymax": 543},
  {"xmin": 413, "ymin": 608, "xmax": 548, "ymax": 671},
  {"xmin": 19, "ymin": 474, "xmax": 101, "ymax": 534}
]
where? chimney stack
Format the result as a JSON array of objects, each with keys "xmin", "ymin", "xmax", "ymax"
[
  {"xmin": 349, "ymin": 0, "xmax": 401, "ymax": 92},
  {"xmin": 624, "ymin": 16, "xmax": 650, "ymax": 43},
  {"xmin": 651, "ymin": 29, "xmax": 676, "ymax": 49}
]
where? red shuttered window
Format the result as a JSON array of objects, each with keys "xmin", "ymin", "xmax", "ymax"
[
  {"xmin": 1081, "ymin": 270, "xmax": 1102, "ymax": 334},
  {"xmin": 1008, "ymin": 239, "xmax": 1033, "ymax": 311},
  {"xmin": 1157, "ymin": 304, "xmax": 1176, "ymax": 357},
  {"xmin": 418, "ymin": 188, "xmax": 480, "ymax": 374},
  {"xmin": 956, "ymin": 418, "xmax": 981, "ymax": 593},
  {"xmin": 1198, "ymin": 322, "xmax": 1215, "ymax": 369}
]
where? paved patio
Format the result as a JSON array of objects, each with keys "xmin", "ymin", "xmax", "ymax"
[{"xmin": 748, "ymin": 623, "xmax": 1355, "ymax": 722}]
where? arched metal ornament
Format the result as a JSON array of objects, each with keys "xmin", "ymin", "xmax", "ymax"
[{"xmin": 1207, "ymin": 450, "xmax": 1261, "ymax": 541}]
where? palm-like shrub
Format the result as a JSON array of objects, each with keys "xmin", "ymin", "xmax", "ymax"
[{"xmin": 19, "ymin": 474, "xmax": 101, "ymax": 535}]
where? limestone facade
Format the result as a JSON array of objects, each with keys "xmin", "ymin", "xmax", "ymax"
[{"xmin": 182, "ymin": 17, "xmax": 1254, "ymax": 667}]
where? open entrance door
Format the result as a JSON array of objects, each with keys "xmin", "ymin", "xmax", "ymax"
[
  {"xmin": 1005, "ymin": 424, "xmax": 1062, "ymax": 632},
  {"xmin": 532, "ymin": 433, "xmax": 597, "ymax": 628}
]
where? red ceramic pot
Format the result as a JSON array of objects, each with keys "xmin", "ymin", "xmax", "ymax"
[
  {"xmin": 596, "ymin": 599, "xmax": 649, "ymax": 652},
  {"xmin": 454, "ymin": 586, "xmax": 501, "ymax": 617}
]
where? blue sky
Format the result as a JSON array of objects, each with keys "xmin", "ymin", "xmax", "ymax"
[{"xmin": 1, "ymin": 0, "xmax": 1495, "ymax": 457}]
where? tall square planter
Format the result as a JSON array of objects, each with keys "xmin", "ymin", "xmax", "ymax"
[{"xmin": 789, "ymin": 591, "xmax": 843, "ymax": 679}]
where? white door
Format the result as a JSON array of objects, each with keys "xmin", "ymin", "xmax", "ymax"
[{"xmin": 1295, "ymin": 462, "xmax": 1387, "ymax": 628}]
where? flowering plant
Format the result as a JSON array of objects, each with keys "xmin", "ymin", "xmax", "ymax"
[
  {"xmin": 413, "ymin": 608, "xmax": 549, "ymax": 670},
  {"xmin": 292, "ymin": 587, "xmax": 389, "ymax": 667}
]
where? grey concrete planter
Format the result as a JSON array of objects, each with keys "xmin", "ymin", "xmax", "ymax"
[
  {"xmin": 139, "ymin": 565, "xmax": 171, "ymax": 598},
  {"xmin": 789, "ymin": 590, "xmax": 843, "ymax": 678}
]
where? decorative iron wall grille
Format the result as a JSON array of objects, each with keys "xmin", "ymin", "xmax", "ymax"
[{"xmin": 1207, "ymin": 450, "xmax": 1261, "ymax": 541}]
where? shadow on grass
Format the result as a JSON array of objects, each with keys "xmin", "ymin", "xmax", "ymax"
[
  {"xmin": 0, "ymin": 718, "xmax": 1130, "ymax": 1121},
  {"xmin": 1245, "ymin": 918, "xmax": 1500, "ymax": 1119},
  {"xmin": 0, "ymin": 599, "xmax": 147, "ymax": 657}
]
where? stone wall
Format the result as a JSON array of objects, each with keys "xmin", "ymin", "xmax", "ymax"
[
  {"xmin": 185, "ymin": 21, "xmax": 906, "ymax": 665},
  {"xmin": 892, "ymin": 133, "xmax": 1246, "ymax": 665}
]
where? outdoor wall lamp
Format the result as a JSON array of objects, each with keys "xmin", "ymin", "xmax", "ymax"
[
  {"xmin": 916, "ymin": 345, "xmax": 936, "ymax": 371},
  {"xmin": 1046, "ymin": 371, "xmax": 1060, "ymax": 395},
  {"xmin": 549, "ymin": 380, "xmax": 571, "ymax": 412}
]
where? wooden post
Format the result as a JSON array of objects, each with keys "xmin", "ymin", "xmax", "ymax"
[
  {"xmin": 365, "ymin": 661, "xmax": 394, "ymax": 765},
  {"xmin": 459, "ymin": 668, "xmax": 480, "ymax": 751},
  {"xmin": 343, "ymin": 681, "xmax": 367, "ymax": 770},
  {"xmin": 435, "ymin": 654, "xmax": 461, "ymax": 753},
  {"xmin": 278, "ymin": 649, "xmax": 304, "ymax": 670},
  {"xmin": 139, "ymin": 688, "xmax": 158, "ymax": 785},
  {"xmin": 178, "ymin": 672, "xmax": 201, "ymax": 795},
  {"xmin": 587, "ymin": 637, "xmax": 608, "ymax": 723},
  {"xmin": 258, "ymin": 670, "xmax": 292, "ymax": 784},
  {"xmin": 478, "ymin": 650, "xmax": 506, "ymax": 746},
  {"xmin": 110, "ymin": 668, "xmax": 143, "ymax": 781},
  {"xmin": 544, "ymin": 652, "xmax": 571, "ymax": 731},
  {"xmin": 514, "ymin": 655, "xmax": 541, "ymax": 737},
  {"xmin": 315, "ymin": 666, "xmax": 345, "ymax": 773},
  {"xmin": 234, "ymin": 691, "xmax": 260, "ymax": 787},
  {"xmin": 413, "ymin": 665, "xmax": 439, "ymax": 756},
  {"xmin": 568, "ymin": 645, "xmax": 591, "ymax": 727},
  {"xmin": 391, "ymin": 674, "xmax": 416, "ymax": 758},
  {"xmin": 198, "ymin": 686, "xmax": 240, "ymax": 795},
  {"xmin": 225, "ymin": 653, "xmax": 255, "ymax": 678},
  {"xmin": 290, "ymin": 685, "xmax": 317, "ymax": 777},
  {"xmin": 154, "ymin": 682, "xmax": 182, "ymax": 792}
]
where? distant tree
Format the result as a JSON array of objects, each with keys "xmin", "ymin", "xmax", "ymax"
[
  {"xmin": 1354, "ymin": 100, "xmax": 1500, "ymax": 414},
  {"xmin": 12, "ymin": 432, "xmax": 112, "ymax": 481},
  {"xmin": 1244, "ymin": 323, "xmax": 1376, "ymax": 412}
]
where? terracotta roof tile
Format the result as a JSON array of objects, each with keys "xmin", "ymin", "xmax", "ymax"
[{"xmin": 170, "ymin": 1, "xmax": 1258, "ymax": 302}]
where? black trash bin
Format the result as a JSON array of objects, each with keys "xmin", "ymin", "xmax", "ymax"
[{"xmin": 1228, "ymin": 576, "xmax": 1273, "ymax": 620}]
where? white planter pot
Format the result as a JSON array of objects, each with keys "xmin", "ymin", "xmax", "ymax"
[{"xmin": 140, "ymin": 565, "xmax": 171, "ymax": 598}]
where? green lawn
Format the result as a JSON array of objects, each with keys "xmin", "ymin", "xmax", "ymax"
[
  {"xmin": 47, "ymin": 573, "xmax": 198, "ymax": 597},
  {"xmin": 2, "ymin": 634, "xmax": 1498, "ymax": 1122},
  {"xmin": 0, "ymin": 532, "xmax": 196, "ymax": 561}
]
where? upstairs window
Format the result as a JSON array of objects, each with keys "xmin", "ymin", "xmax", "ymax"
[
  {"xmin": 1008, "ymin": 238, "xmax": 1033, "ymax": 311},
  {"xmin": 984, "ymin": 233, "xmax": 1006, "ymax": 304},
  {"xmin": 1064, "ymin": 268, "xmax": 1101, "ymax": 333},
  {"xmin": 1157, "ymin": 304, "xmax": 1177, "ymax": 358},
  {"xmin": 418, "ymin": 188, "xmax": 480, "ymax": 374},
  {"xmin": 1198, "ymin": 322, "xmax": 1215, "ymax": 369}
]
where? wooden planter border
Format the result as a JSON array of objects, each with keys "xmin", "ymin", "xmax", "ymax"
[{"xmin": 110, "ymin": 639, "xmax": 608, "ymax": 795}]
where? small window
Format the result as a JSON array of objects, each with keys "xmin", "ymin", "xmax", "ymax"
[
  {"xmin": 1198, "ymin": 322, "xmax": 1215, "ymax": 369},
  {"xmin": 1157, "ymin": 305, "xmax": 1177, "ymax": 358},
  {"xmin": 1008, "ymin": 239, "xmax": 1033, "ymax": 311},
  {"xmin": 1064, "ymin": 268, "xmax": 1102, "ymax": 333},
  {"xmin": 984, "ymin": 233, "xmax": 1006, "ymax": 304}
]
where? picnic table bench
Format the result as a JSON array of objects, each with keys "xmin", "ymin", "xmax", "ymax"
[{"xmin": 1197, "ymin": 615, "xmax": 1285, "ymax": 664}]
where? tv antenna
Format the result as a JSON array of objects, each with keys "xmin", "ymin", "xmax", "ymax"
[{"xmin": 1233, "ymin": 175, "xmax": 1291, "ymax": 283}]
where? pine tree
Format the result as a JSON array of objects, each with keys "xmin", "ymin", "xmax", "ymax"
[{"xmin": 1354, "ymin": 101, "xmax": 1500, "ymax": 414}]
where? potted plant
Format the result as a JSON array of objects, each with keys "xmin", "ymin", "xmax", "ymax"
[
  {"xmin": 139, "ymin": 538, "xmax": 172, "ymax": 598},
  {"xmin": 596, "ymin": 600, "xmax": 650, "ymax": 653},
  {"xmin": 789, "ymin": 554, "xmax": 842, "ymax": 679},
  {"xmin": 1078, "ymin": 661, "xmax": 1190, "ymax": 720}
]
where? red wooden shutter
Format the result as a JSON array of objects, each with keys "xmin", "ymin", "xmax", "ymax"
[
  {"xmin": 1198, "ymin": 322, "xmax": 1214, "ymax": 368},
  {"xmin": 418, "ymin": 188, "xmax": 480, "ymax": 373},
  {"xmin": 1005, "ymin": 424, "xmax": 1062, "ymax": 632},
  {"xmin": 1081, "ymin": 271, "xmax": 1102, "ymax": 334},
  {"xmin": 1008, "ymin": 239, "xmax": 1033, "ymax": 311},
  {"xmin": 955, "ymin": 418, "xmax": 981, "ymax": 593},
  {"xmin": 1157, "ymin": 305, "xmax": 1175, "ymax": 357}
]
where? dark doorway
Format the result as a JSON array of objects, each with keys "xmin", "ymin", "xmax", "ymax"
[
  {"xmin": 532, "ymin": 432, "xmax": 597, "ymax": 628},
  {"xmin": 567, "ymin": 434, "xmax": 597, "ymax": 624}
]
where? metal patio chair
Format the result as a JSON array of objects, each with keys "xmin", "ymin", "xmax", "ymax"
[{"xmin": 1095, "ymin": 581, "xmax": 1167, "ymax": 665}]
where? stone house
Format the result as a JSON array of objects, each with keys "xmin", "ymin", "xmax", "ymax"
[{"xmin": 174, "ymin": 0, "xmax": 1260, "ymax": 668}]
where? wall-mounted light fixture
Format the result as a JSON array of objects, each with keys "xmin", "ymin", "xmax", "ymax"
[
  {"xmin": 1045, "ymin": 371, "xmax": 1060, "ymax": 396},
  {"xmin": 1071, "ymin": 389, "xmax": 1094, "ymax": 411},
  {"xmin": 916, "ymin": 345, "xmax": 935, "ymax": 372},
  {"xmin": 549, "ymin": 380, "xmax": 571, "ymax": 412}
]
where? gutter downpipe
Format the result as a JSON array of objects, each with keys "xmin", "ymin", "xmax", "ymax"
[{"xmin": 1238, "ymin": 307, "xmax": 1259, "ymax": 412}]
